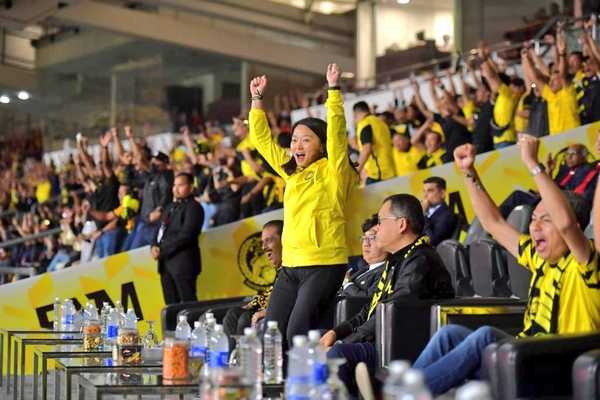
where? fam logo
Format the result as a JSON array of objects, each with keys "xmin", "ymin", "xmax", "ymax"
[{"xmin": 237, "ymin": 232, "xmax": 277, "ymax": 291}]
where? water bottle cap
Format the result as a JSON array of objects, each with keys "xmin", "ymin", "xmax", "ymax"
[
  {"xmin": 178, "ymin": 315, "xmax": 187, "ymax": 322},
  {"xmin": 205, "ymin": 312, "xmax": 214, "ymax": 319},
  {"xmin": 194, "ymin": 321, "xmax": 201, "ymax": 328},
  {"xmin": 267, "ymin": 321, "xmax": 278, "ymax": 329},
  {"xmin": 292, "ymin": 335, "xmax": 307, "ymax": 347},
  {"xmin": 214, "ymin": 324, "xmax": 223, "ymax": 332},
  {"xmin": 388, "ymin": 360, "xmax": 410, "ymax": 375},
  {"xmin": 402, "ymin": 369, "xmax": 424, "ymax": 387},
  {"xmin": 455, "ymin": 381, "xmax": 491, "ymax": 400},
  {"xmin": 308, "ymin": 330, "xmax": 321, "ymax": 342},
  {"xmin": 244, "ymin": 327, "xmax": 256, "ymax": 336}
]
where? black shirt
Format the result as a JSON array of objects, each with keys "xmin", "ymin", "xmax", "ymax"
[
  {"xmin": 91, "ymin": 174, "xmax": 120, "ymax": 229},
  {"xmin": 580, "ymin": 75, "xmax": 600, "ymax": 125},
  {"xmin": 472, "ymin": 101, "xmax": 494, "ymax": 154},
  {"xmin": 433, "ymin": 112, "xmax": 471, "ymax": 163}
]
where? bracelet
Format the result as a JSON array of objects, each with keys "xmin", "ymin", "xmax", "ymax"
[{"xmin": 251, "ymin": 95, "xmax": 263, "ymax": 100}]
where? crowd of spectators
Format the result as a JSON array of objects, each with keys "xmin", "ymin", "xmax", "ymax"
[{"xmin": 1, "ymin": 17, "xmax": 600, "ymax": 285}]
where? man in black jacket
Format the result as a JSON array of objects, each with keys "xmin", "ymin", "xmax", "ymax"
[
  {"xmin": 422, "ymin": 176, "xmax": 458, "ymax": 246},
  {"xmin": 151, "ymin": 172, "xmax": 204, "ymax": 304},
  {"xmin": 338, "ymin": 214, "xmax": 386, "ymax": 298},
  {"xmin": 320, "ymin": 194, "xmax": 454, "ymax": 394}
]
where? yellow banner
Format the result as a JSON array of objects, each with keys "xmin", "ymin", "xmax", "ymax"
[{"xmin": 1, "ymin": 122, "xmax": 598, "ymax": 373}]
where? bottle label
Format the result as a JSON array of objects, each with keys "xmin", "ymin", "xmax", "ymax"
[
  {"xmin": 61, "ymin": 315, "xmax": 74, "ymax": 325},
  {"xmin": 190, "ymin": 346, "xmax": 207, "ymax": 359},
  {"xmin": 107, "ymin": 325, "xmax": 118, "ymax": 338},
  {"xmin": 209, "ymin": 351, "xmax": 229, "ymax": 368},
  {"xmin": 287, "ymin": 376, "xmax": 310, "ymax": 385},
  {"xmin": 287, "ymin": 397, "xmax": 310, "ymax": 400},
  {"xmin": 312, "ymin": 363, "xmax": 329, "ymax": 385}
]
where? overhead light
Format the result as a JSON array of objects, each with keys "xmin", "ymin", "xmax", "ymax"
[
  {"xmin": 397, "ymin": 0, "xmax": 411, "ymax": 4},
  {"xmin": 0, "ymin": 95, "xmax": 10, "ymax": 104},
  {"xmin": 319, "ymin": 1, "xmax": 335, "ymax": 14},
  {"xmin": 17, "ymin": 91, "xmax": 29, "ymax": 100}
]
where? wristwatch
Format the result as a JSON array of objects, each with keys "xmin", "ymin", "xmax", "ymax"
[{"xmin": 530, "ymin": 164, "xmax": 545, "ymax": 176}]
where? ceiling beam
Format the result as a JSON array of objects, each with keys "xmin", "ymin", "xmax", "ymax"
[{"xmin": 51, "ymin": 0, "xmax": 355, "ymax": 75}]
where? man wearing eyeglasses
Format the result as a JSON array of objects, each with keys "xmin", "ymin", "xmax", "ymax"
[
  {"xmin": 338, "ymin": 214, "xmax": 387, "ymax": 298},
  {"xmin": 499, "ymin": 143, "xmax": 598, "ymax": 217},
  {"xmin": 319, "ymin": 194, "xmax": 454, "ymax": 395}
]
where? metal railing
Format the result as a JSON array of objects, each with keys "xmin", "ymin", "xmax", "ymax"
[{"xmin": 0, "ymin": 227, "xmax": 62, "ymax": 249}]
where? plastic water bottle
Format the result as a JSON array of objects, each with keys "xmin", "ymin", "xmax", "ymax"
[
  {"xmin": 263, "ymin": 321, "xmax": 283, "ymax": 384},
  {"xmin": 241, "ymin": 327, "xmax": 263, "ymax": 398},
  {"xmin": 125, "ymin": 308, "xmax": 137, "ymax": 329},
  {"xmin": 455, "ymin": 381, "xmax": 493, "ymax": 400},
  {"xmin": 53, "ymin": 297, "xmax": 61, "ymax": 331},
  {"xmin": 115, "ymin": 300, "xmax": 124, "ymax": 314},
  {"xmin": 398, "ymin": 369, "xmax": 432, "ymax": 400},
  {"xmin": 175, "ymin": 315, "xmax": 191, "ymax": 340},
  {"xmin": 209, "ymin": 325, "xmax": 229, "ymax": 370},
  {"xmin": 191, "ymin": 321, "xmax": 208, "ymax": 360},
  {"xmin": 308, "ymin": 329, "xmax": 328, "ymax": 395},
  {"xmin": 204, "ymin": 317, "xmax": 217, "ymax": 364},
  {"xmin": 60, "ymin": 299, "xmax": 76, "ymax": 337},
  {"xmin": 383, "ymin": 360, "xmax": 411, "ymax": 400},
  {"xmin": 100, "ymin": 302, "xmax": 110, "ymax": 337},
  {"xmin": 285, "ymin": 335, "xmax": 311, "ymax": 400},
  {"xmin": 105, "ymin": 307, "xmax": 120, "ymax": 346}
]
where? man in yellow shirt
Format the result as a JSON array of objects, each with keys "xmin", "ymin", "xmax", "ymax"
[
  {"xmin": 353, "ymin": 101, "xmax": 396, "ymax": 185},
  {"xmin": 391, "ymin": 133, "xmax": 423, "ymax": 176},
  {"xmin": 410, "ymin": 136, "xmax": 600, "ymax": 395},
  {"xmin": 521, "ymin": 26, "xmax": 581, "ymax": 135}
]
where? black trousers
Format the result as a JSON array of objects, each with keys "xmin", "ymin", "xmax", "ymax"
[
  {"xmin": 160, "ymin": 270, "xmax": 198, "ymax": 305},
  {"xmin": 265, "ymin": 265, "xmax": 346, "ymax": 349},
  {"xmin": 223, "ymin": 306, "xmax": 254, "ymax": 336}
]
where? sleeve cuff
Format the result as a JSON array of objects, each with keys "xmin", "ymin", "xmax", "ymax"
[{"xmin": 333, "ymin": 321, "xmax": 353, "ymax": 339}]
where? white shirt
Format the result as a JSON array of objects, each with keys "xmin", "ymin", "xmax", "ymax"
[
  {"xmin": 426, "ymin": 204, "xmax": 443, "ymax": 218},
  {"xmin": 343, "ymin": 261, "xmax": 386, "ymax": 289}
]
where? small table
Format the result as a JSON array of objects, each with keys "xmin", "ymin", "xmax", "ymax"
[
  {"xmin": 1, "ymin": 328, "xmax": 51, "ymax": 390},
  {"xmin": 55, "ymin": 356, "xmax": 162, "ymax": 400},
  {"xmin": 12, "ymin": 332, "xmax": 81, "ymax": 400},
  {"xmin": 77, "ymin": 372, "xmax": 285, "ymax": 400},
  {"xmin": 32, "ymin": 343, "xmax": 111, "ymax": 400},
  {"xmin": 77, "ymin": 372, "xmax": 198, "ymax": 399}
]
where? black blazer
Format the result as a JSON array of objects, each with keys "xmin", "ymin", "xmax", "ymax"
[
  {"xmin": 424, "ymin": 203, "xmax": 457, "ymax": 246},
  {"xmin": 154, "ymin": 195, "xmax": 204, "ymax": 276},
  {"xmin": 340, "ymin": 262, "xmax": 385, "ymax": 298}
]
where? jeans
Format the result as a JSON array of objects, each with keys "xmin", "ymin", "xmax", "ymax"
[
  {"xmin": 129, "ymin": 220, "xmax": 159, "ymax": 250},
  {"xmin": 95, "ymin": 229, "xmax": 123, "ymax": 259},
  {"xmin": 121, "ymin": 231, "xmax": 136, "ymax": 252},
  {"xmin": 413, "ymin": 324, "xmax": 511, "ymax": 395},
  {"xmin": 327, "ymin": 342, "xmax": 377, "ymax": 395},
  {"xmin": 47, "ymin": 250, "xmax": 71, "ymax": 272}
]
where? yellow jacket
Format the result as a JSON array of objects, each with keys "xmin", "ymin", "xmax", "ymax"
[
  {"xmin": 249, "ymin": 90, "xmax": 356, "ymax": 267},
  {"xmin": 357, "ymin": 115, "xmax": 396, "ymax": 180}
]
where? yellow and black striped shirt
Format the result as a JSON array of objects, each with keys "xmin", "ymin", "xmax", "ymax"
[{"xmin": 517, "ymin": 235, "xmax": 600, "ymax": 337}]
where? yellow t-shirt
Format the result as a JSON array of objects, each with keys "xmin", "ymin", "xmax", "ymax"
[
  {"xmin": 517, "ymin": 235, "xmax": 600, "ymax": 336},
  {"xmin": 514, "ymin": 93, "xmax": 529, "ymax": 133},
  {"xmin": 357, "ymin": 115, "xmax": 396, "ymax": 181},
  {"xmin": 35, "ymin": 181, "xmax": 51, "ymax": 204},
  {"xmin": 417, "ymin": 148, "xmax": 446, "ymax": 169},
  {"xmin": 542, "ymin": 84, "xmax": 581, "ymax": 135},
  {"xmin": 113, "ymin": 195, "xmax": 140, "ymax": 233},
  {"xmin": 393, "ymin": 146, "xmax": 424, "ymax": 176},
  {"xmin": 492, "ymin": 84, "xmax": 517, "ymax": 144},
  {"xmin": 236, "ymin": 136, "xmax": 262, "ymax": 180}
]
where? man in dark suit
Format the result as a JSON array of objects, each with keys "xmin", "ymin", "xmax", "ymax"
[
  {"xmin": 339, "ymin": 214, "xmax": 386, "ymax": 298},
  {"xmin": 151, "ymin": 172, "xmax": 204, "ymax": 304},
  {"xmin": 422, "ymin": 176, "xmax": 457, "ymax": 246}
]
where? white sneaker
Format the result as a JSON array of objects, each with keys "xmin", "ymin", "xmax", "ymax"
[{"xmin": 355, "ymin": 361, "xmax": 375, "ymax": 400}]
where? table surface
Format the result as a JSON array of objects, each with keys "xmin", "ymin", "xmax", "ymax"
[
  {"xmin": 57, "ymin": 357, "xmax": 161, "ymax": 369},
  {"xmin": 13, "ymin": 332, "xmax": 82, "ymax": 340},
  {"xmin": 33, "ymin": 343, "xmax": 110, "ymax": 357},
  {"xmin": 79, "ymin": 372, "xmax": 199, "ymax": 388}
]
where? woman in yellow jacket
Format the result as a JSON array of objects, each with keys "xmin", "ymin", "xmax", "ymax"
[{"xmin": 249, "ymin": 64, "xmax": 356, "ymax": 347}]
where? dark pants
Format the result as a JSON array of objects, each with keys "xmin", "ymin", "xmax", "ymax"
[
  {"xmin": 327, "ymin": 342, "xmax": 377, "ymax": 395},
  {"xmin": 240, "ymin": 181, "xmax": 265, "ymax": 219},
  {"xmin": 130, "ymin": 220, "xmax": 159, "ymax": 249},
  {"xmin": 223, "ymin": 306, "xmax": 254, "ymax": 336},
  {"xmin": 265, "ymin": 265, "xmax": 346, "ymax": 348},
  {"xmin": 160, "ymin": 270, "xmax": 199, "ymax": 305},
  {"xmin": 413, "ymin": 324, "xmax": 511, "ymax": 395}
]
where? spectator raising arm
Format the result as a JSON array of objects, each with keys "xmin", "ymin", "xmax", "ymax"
[
  {"xmin": 555, "ymin": 23, "xmax": 570, "ymax": 87},
  {"xmin": 518, "ymin": 134, "xmax": 591, "ymax": 264},
  {"xmin": 522, "ymin": 48, "xmax": 548, "ymax": 92},
  {"xmin": 593, "ymin": 132, "xmax": 600, "ymax": 250},
  {"xmin": 411, "ymin": 78, "xmax": 434, "ymax": 119},
  {"xmin": 454, "ymin": 144, "xmax": 520, "ymax": 257}
]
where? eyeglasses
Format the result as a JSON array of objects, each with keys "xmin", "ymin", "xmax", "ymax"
[
  {"xmin": 377, "ymin": 215, "xmax": 403, "ymax": 225},
  {"xmin": 360, "ymin": 235, "xmax": 376, "ymax": 244}
]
